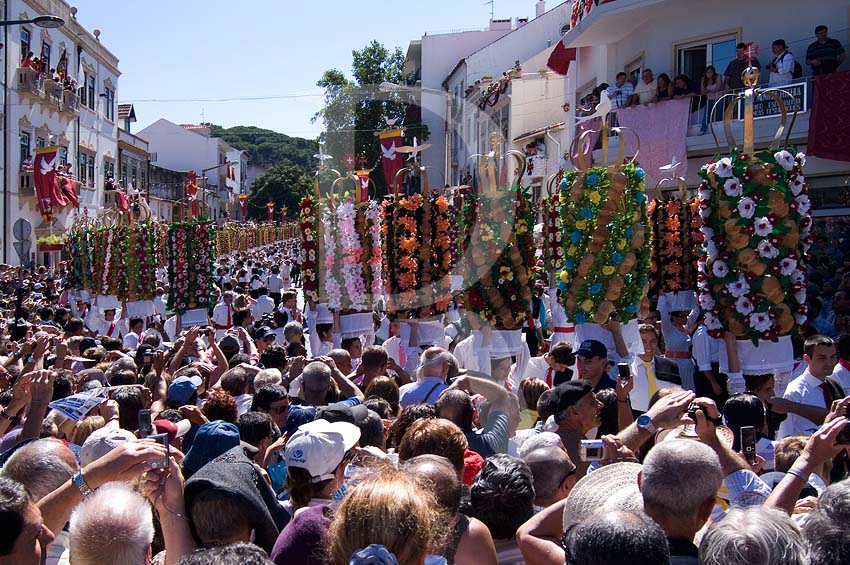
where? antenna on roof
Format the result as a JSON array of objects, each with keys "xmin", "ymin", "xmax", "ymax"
[
  {"xmin": 200, "ymin": 108, "xmax": 205, "ymax": 124},
  {"xmin": 484, "ymin": 0, "xmax": 494, "ymax": 19}
]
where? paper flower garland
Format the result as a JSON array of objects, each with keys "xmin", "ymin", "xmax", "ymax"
[
  {"xmin": 697, "ymin": 148, "xmax": 811, "ymax": 343},
  {"xmin": 300, "ymin": 197, "xmax": 320, "ymax": 302},
  {"xmin": 541, "ymin": 186, "xmax": 564, "ymax": 276},
  {"xmin": 557, "ymin": 164, "xmax": 652, "ymax": 324},
  {"xmin": 167, "ymin": 220, "xmax": 216, "ymax": 315},
  {"xmin": 647, "ymin": 196, "xmax": 701, "ymax": 295},
  {"xmin": 461, "ymin": 185, "xmax": 537, "ymax": 329}
]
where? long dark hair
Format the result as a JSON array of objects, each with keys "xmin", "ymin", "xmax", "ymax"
[{"xmin": 702, "ymin": 65, "xmax": 718, "ymax": 89}]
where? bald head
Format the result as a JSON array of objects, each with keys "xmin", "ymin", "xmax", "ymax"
[
  {"xmin": 328, "ymin": 349, "xmax": 352, "ymax": 375},
  {"xmin": 403, "ymin": 454, "xmax": 462, "ymax": 513},
  {"xmin": 1, "ymin": 439, "xmax": 78, "ymax": 501},
  {"xmin": 301, "ymin": 361, "xmax": 332, "ymax": 405},
  {"xmin": 522, "ymin": 446, "xmax": 574, "ymax": 504}
]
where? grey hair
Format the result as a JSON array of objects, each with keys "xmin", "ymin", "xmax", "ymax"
[
  {"xmin": 699, "ymin": 507, "xmax": 805, "ymax": 565},
  {"xmin": 1, "ymin": 439, "xmax": 76, "ymax": 501},
  {"xmin": 641, "ymin": 439, "xmax": 722, "ymax": 519},
  {"xmin": 803, "ymin": 479, "xmax": 850, "ymax": 565},
  {"xmin": 517, "ymin": 431, "xmax": 564, "ymax": 459},
  {"xmin": 69, "ymin": 481, "xmax": 154, "ymax": 565},
  {"xmin": 522, "ymin": 446, "xmax": 572, "ymax": 501},
  {"xmin": 416, "ymin": 348, "xmax": 452, "ymax": 382},
  {"xmin": 253, "ymin": 368, "xmax": 282, "ymax": 390},
  {"xmin": 283, "ymin": 321, "xmax": 304, "ymax": 342}
]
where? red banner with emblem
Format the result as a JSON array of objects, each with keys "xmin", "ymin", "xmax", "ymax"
[
  {"xmin": 354, "ymin": 170, "xmax": 371, "ymax": 203},
  {"xmin": 379, "ymin": 129, "xmax": 404, "ymax": 191},
  {"xmin": 267, "ymin": 202, "xmax": 275, "ymax": 222},
  {"xmin": 33, "ymin": 147, "xmax": 59, "ymax": 221}
]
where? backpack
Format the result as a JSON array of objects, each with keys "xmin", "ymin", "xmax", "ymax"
[{"xmin": 779, "ymin": 51, "xmax": 803, "ymax": 79}]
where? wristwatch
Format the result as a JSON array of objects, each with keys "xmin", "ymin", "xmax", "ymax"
[
  {"xmin": 72, "ymin": 470, "xmax": 93, "ymax": 497},
  {"xmin": 636, "ymin": 414, "xmax": 657, "ymax": 434}
]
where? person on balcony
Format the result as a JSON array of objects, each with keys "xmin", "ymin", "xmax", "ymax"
[
  {"xmin": 724, "ymin": 42, "xmax": 762, "ymax": 91},
  {"xmin": 20, "ymin": 51, "xmax": 34, "ymax": 68},
  {"xmin": 700, "ymin": 66, "xmax": 724, "ymax": 134},
  {"xmin": 767, "ymin": 40, "xmax": 796, "ymax": 86},
  {"xmin": 630, "ymin": 68, "xmax": 656, "ymax": 106},
  {"xmin": 807, "ymin": 25, "xmax": 846, "ymax": 76},
  {"xmin": 652, "ymin": 73, "xmax": 674, "ymax": 103},
  {"xmin": 605, "ymin": 72, "xmax": 634, "ymax": 111}
]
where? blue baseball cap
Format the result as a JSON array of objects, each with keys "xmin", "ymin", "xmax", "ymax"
[
  {"xmin": 183, "ymin": 420, "xmax": 242, "ymax": 475},
  {"xmin": 167, "ymin": 375, "xmax": 203, "ymax": 405},
  {"xmin": 285, "ymin": 405, "xmax": 317, "ymax": 437}
]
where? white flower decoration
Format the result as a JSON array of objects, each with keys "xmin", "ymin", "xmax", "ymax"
[
  {"xmin": 794, "ymin": 195, "xmax": 811, "ymax": 216},
  {"xmin": 735, "ymin": 296, "xmax": 755, "ymax": 316},
  {"xmin": 737, "ymin": 197, "xmax": 756, "ymax": 219},
  {"xmin": 754, "ymin": 216, "xmax": 773, "ymax": 237},
  {"xmin": 757, "ymin": 240, "xmax": 780, "ymax": 259},
  {"xmin": 728, "ymin": 275, "xmax": 751, "ymax": 298},
  {"xmin": 699, "ymin": 292, "xmax": 716, "ymax": 310},
  {"xmin": 698, "ymin": 186, "xmax": 712, "ymax": 203},
  {"xmin": 706, "ymin": 240, "xmax": 718, "ymax": 261},
  {"xmin": 699, "ymin": 206, "xmax": 711, "ymax": 221},
  {"xmin": 792, "ymin": 270, "xmax": 806, "ymax": 285},
  {"xmin": 795, "ymin": 313, "xmax": 808, "ymax": 325},
  {"xmin": 774, "ymin": 150, "xmax": 795, "ymax": 171},
  {"xmin": 794, "ymin": 289, "xmax": 807, "ymax": 304},
  {"xmin": 704, "ymin": 311, "xmax": 722, "ymax": 330},
  {"xmin": 723, "ymin": 177, "xmax": 742, "ymax": 197},
  {"xmin": 712, "ymin": 260, "xmax": 729, "ymax": 278},
  {"xmin": 780, "ymin": 258, "xmax": 797, "ymax": 276},
  {"xmin": 795, "ymin": 152, "xmax": 807, "ymax": 167},
  {"xmin": 789, "ymin": 174, "xmax": 805, "ymax": 196},
  {"xmin": 714, "ymin": 158, "xmax": 734, "ymax": 178},
  {"xmin": 749, "ymin": 311, "xmax": 774, "ymax": 332},
  {"xmin": 700, "ymin": 226, "xmax": 715, "ymax": 240}
]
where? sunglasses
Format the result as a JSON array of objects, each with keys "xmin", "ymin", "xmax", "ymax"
[{"xmin": 560, "ymin": 523, "xmax": 579, "ymax": 565}]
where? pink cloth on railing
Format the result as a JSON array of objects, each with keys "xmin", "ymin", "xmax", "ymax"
[
  {"xmin": 571, "ymin": 117, "xmax": 602, "ymax": 167},
  {"xmin": 616, "ymin": 98, "xmax": 691, "ymax": 180},
  {"xmin": 808, "ymin": 71, "xmax": 850, "ymax": 163}
]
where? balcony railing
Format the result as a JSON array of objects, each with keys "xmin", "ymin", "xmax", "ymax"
[
  {"xmin": 16, "ymin": 67, "xmax": 42, "ymax": 96},
  {"xmin": 18, "ymin": 170, "xmax": 35, "ymax": 196},
  {"xmin": 61, "ymin": 90, "xmax": 80, "ymax": 116}
]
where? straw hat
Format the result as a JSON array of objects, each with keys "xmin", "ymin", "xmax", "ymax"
[{"xmin": 562, "ymin": 462, "xmax": 644, "ymax": 530}]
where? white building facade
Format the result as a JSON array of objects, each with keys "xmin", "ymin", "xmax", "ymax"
[{"xmin": 2, "ymin": 0, "xmax": 120, "ymax": 265}]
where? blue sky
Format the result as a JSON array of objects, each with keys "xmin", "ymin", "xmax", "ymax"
[{"xmin": 69, "ymin": 0, "xmax": 539, "ymax": 140}]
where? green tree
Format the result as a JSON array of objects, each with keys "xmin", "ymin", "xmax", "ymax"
[
  {"xmin": 314, "ymin": 40, "xmax": 428, "ymax": 197},
  {"xmin": 247, "ymin": 164, "xmax": 313, "ymax": 220}
]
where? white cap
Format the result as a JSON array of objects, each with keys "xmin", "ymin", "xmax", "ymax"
[
  {"xmin": 80, "ymin": 427, "xmax": 137, "ymax": 467},
  {"xmin": 315, "ymin": 303, "xmax": 333, "ymax": 325},
  {"xmin": 284, "ymin": 419, "xmax": 361, "ymax": 483},
  {"xmin": 417, "ymin": 320, "xmax": 447, "ymax": 347}
]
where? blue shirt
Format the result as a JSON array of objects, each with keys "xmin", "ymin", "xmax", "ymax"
[{"xmin": 399, "ymin": 377, "xmax": 448, "ymax": 407}]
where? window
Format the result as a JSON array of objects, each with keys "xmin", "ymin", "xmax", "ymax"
[
  {"xmin": 20, "ymin": 132, "xmax": 30, "ymax": 167},
  {"xmin": 87, "ymin": 154, "xmax": 95, "ymax": 185},
  {"xmin": 103, "ymin": 87, "xmax": 114, "ymax": 120},
  {"xmin": 40, "ymin": 41, "xmax": 50, "ymax": 74},
  {"xmin": 140, "ymin": 170, "xmax": 147, "ymax": 191},
  {"xmin": 86, "ymin": 75, "xmax": 95, "ymax": 110},
  {"xmin": 36, "ymin": 137, "xmax": 45, "ymax": 149},
  {"xmin": 104, "ymin": 160, "xmax": 115, "ymax": 179},
  {"xmin": 58, "ymin": 147, "xmax": 67, "ymax": 167},
  {"xmin": 79, "ymin": 74, "xmax": 87, "ymax": 107},
  {"xmin": 78, "ymin": 152, "xmax": 87, "ymax": 184},
  {"xmin": 131, "ymin": 165, "xmax": 137, "ymax": 189},
  {"xmin": 78, "ymin": 152, "xmax": 95, "ymax": 185},
  {"xmin": 675, "ymin": 33, "xmax": 737, "ymax": 85},
  {"xmin": 20, "ymin": 29, "xmax": 30, "ymax": 63},
  {"xmin": 625, "ymin": 55, "xmax": 644, "ymax": 85},
  {"xmin": 121, "ymin": 163, "xmax": 128, "ymax": 187}
]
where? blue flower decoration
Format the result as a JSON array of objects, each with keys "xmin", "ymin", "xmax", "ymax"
[
  {"xmin": 579, "ymin": 207, "xmax": 595, "ymax": 220},
  {"xmin": 570, "ymin": 230, "xmax": 582, "ymax": 243},
  {"xmin": 558, "ymin": 281, "xmax": 568, "ymax": 291},
  {"xmin": 564, "ymin": 258, "xmax": 575, "ymax": 270},
  {"xmin": 350, "ymin": 544, "xmax": 399, "ymax": 565},
  {"xmin": 575, "ymin": 312, "xmax": 587, "ymax": 324},
  {"xmin": 586, "ymin": 172, "xmax": 600, "ymax": 186},
  {"xmin": 635, "ymin": 192, "xmax": 646, "ymax": 204},
  {"xmin": 612, "ymin": 251, "xmax": 623, "ymax": 265},
  {"xmin": 625, "ymin": 228, "xmax": 633, "ymax": 238},
  {"xmin": 589, "ymin": 283, "xmax": 603, "ymax": 295},
  {"xmin": 635, "ymin": 167, "xmax": 646, "ymax": 179},
  {"xmin": 559, "ymin": 178, "xmax": 568, "ymax": 190},
  {"xmin": 627, "ymin": 303, "xmax": 638, "ymax": 314}
]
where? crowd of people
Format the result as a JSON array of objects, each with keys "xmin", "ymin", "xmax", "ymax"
[
  {"xmin": 578, "ymin": 25, "xmax": 846, "ymax": 134},
  {"xmin": 0, "ymin": 226, "xmax": 849, "ymax": 565}
]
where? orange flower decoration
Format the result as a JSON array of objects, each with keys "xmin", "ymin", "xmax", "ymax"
[
  {"xmin": 400, "ymin": 236, "xmax": 419, "ymax": 252},
  {"xmin": 665, "ymin": 200, "xmax": 681, "ymax": 216},
  {"xmin": 435, "ymin": 196, "xmax": 450, "ymax": 214},
  {"xmin": 665, "ymin": 215, "xmax": 681, "ymax": 231},
  {"xmin": 401, "ymin": 194, "xmax": 423, "ymax": 211}
]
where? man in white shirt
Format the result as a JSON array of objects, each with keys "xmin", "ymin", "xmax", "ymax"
[
  {"xmin": 211, "ymin": 291, "xmax": 234, "ymax": 342},
  {"xmin": 251, "ymin": 287, "xmax": 275, "ymax": 320},
  {"xmin": 122, "ymin": 317, "xmax": 145, "ymax": 351},
  {"xmin": 631, "ymin": 68, "xmax": 656, "ymax": 105},
  {"xmin": 830, "ymin": 334, "xmax": 850, "ymax": 396},
  {"xmin": 84, "ymin": 306, "xmax": 127, "ymax": 339},
  {"xmin": 778, "ymin": 335, "xmax": 843, "ymax": 440},
  {"xmin": 277, "ymin": 291, "xmax": 300, "ymax": 323},
  {"xmin": 510, "ymin": 342, "xmax": 575, "ymax": 391},
  {"xmin": 628, "ymin": 324, "xmax": 682, "ymax": 413},
  {"xmin": 267, "ymin": 266, "xmax": 284, "ymax": 307},
  {"xmin": 767, "ymin": 39, "xmax": 795, "ymax": 86},
  {"xmin": 453, "ymin": 327, "xmax": 492, "ymax": 376}
]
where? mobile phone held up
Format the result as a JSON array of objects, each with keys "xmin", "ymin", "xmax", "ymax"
[
  {"xmin": 148, "ymin": 433, "xmax": 170, "ymax": 470},
  {"xmin": 617, "ymin": 363, "xmax": 631, "ymax": 383},
  {"xmin": 740, "ymin": 426, "xmax": 757, "ymax": 464},
  {"xmin": 138, "ymin": 409, "xmax": 153, "ymax": 439}
]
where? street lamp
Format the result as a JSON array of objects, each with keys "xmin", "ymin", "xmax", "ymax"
[
  {"xmin": 0, "ymin": 15, "xmax": 65, "ymax": 28},
  {"xmin": 199, "ymin": 160, "xmax": 237, "ymax": 220},
  {"xmin": 2, "ymin": 13, "xmax": 66, "ymax": 263}
]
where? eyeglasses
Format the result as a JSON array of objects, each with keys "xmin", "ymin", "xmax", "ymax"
[{"xmin": 560, "ymin": 523, "xmax": 578, "ymax": 565}]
